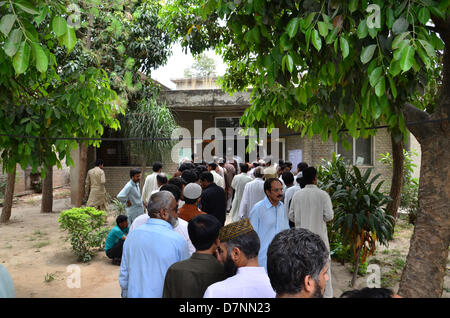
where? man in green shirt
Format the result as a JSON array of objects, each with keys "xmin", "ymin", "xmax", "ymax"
[
  {"xmin": 105, "ymin": 215, "xmax": 129, "ymax": 265},
  {"xmin": 163, "ymin": 214, "xmax": 226, "ymax": 298}
]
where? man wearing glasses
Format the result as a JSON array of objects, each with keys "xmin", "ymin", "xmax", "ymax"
[{"xmin": 249, "ymin": 178, "xmax": 290, "ymax": 271}]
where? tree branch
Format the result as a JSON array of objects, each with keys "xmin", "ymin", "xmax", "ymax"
[{"xmin": 403, "ymin": 103, "xmax": 437, "ymax": 142}]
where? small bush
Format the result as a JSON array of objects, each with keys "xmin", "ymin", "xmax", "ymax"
[{"xmin": 58, "ymin": 207, "xmax": 108, "ymax": 262}]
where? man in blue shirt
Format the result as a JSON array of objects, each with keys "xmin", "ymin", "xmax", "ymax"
[
  {"xmin": 105, "ymin": 215, "xmax": 129, "ymax": 265},
  {"xmin": 119, "ymin": 191, "xmax": 190, "ymax": 298},
  {"xmin": 249, "ymin": 178, "xmax": 290, "ymax": 271},
  {"xmin": 117, "ymin": 169, "xmax": 145, "ymax": 225}
]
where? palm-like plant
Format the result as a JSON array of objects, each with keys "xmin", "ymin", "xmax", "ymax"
[
  {"xmin": 319, "ymin": 153, "xmax": 395, "ymax": 286},
  {"xmin": 125, "ymin": 98, "xmax": 177, "ymax": 187}
]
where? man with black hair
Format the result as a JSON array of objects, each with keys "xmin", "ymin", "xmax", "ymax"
[
  {"xmin": 203, "ymin": 218, "xmax": 275, "ymax": 298},
  {"xmin": 289, "ymin": 166, "xmax": 334, "ymax": 297},
  {"xmin": 208, "ymin": 162, "xmax": 225, "ymax": 189},
  {"xmin": 249, "ymin": 178, "xmax": 290, "ymax": 271},
  {"xmin": 200, "ymin": 171, "xmax": 226, "ymax": 226},
  {"xmin": 267, "ymin": 228, "xmax": 330, "ymax": 298},
  {"xmin": 105, "ymin": 215, "xmax": 129, "ymax": 265},
  {"xmin": 141, "ymin": 161, "xmax": 163, "ymax": 206},
  {"xmin": 163, "ymin": 214, "xmax": 226, "ymax": 298},
  {"xmin": 229, "ymin": 163, "xmax": 253, "ymax": 222},
  {"xmin": 295, "ymin": 161, "xmax": 309, "ymax": 177},
  {"xmin": 117, "ymin": 169, "xmax": 144, "ymax": 225},
  {"xmin": 150, "ymin": 173, "xmax": 168, "ymax": 196},
  {"xmin": 181, "ymin": 169, "xmax": 199, "ymax": 184},
  {"xmin": 340, "ymin": 287, "xmax": 401, "ymax": 298},
  {"xmin": 85, "ymin": 159, "xmax": 107, "ymax": 210}
]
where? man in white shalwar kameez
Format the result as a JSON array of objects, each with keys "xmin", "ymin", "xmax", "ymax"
[
  {"xmin": 141, "ymin": 162, "xmax": 163, "ymax": 206},
  {"xmin": 229, "ymin": 163, "xmax": 253, "ymax": 222},
  {"xmin": 238, "ymin": 167, "xmax": 265, "ymax": 219},
  {"xmin": 288, "ymin": 167, "xmax": 334, "ymax": 298},
  {"xmin": 203, "ymin": 218, "xmax": 275, "ymax": 298}
]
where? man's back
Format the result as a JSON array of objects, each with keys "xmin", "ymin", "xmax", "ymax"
[
  {"xmin": 238, "ymin": 178, "xmax": 265, "ymax": 219},
  {"xmin": 119, "ymin": 218, "xmax": 189, "ymax": 298},
  {"xmin": 288, "ymin": 184, "xmax": 334, "ymax": 250},
  {"xmin": 201, "ymin": 184, "xmax": 226, "ymax": 225},
  {"xmin": 163, "ymin": 253, "xmax": 226, "ymax": 298}
]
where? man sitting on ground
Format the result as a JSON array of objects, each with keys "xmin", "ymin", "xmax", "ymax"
[{"xmin": 105, "ymin": 215, "xmax": 129, "ymax": 265}]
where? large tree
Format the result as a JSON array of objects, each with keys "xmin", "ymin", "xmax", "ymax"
[
  {"xmin": 163, "ymin": 0, "xmax": 449, "ymax": 297},
  {"xmin": 0, "ymin": 0, "xmax": 122, "ymax": 218}
]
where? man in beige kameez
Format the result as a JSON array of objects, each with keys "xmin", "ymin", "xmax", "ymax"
[
  {"xmin": 85, "ymin": 159, "xmax": 107, "ymax": 211},
  {"xmin": 289, "ymin": 166, "xmax": 334, "ymax": 298}
]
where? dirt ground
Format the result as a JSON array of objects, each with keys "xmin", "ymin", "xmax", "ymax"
[{"xmin": 0, "ymin": 187, "xmax": 448, "ymax": 298}]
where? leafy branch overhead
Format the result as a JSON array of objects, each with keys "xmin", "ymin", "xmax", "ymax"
[{"xmin": 163, "ymin": 0, "xmax": 447, "ymax": 143}]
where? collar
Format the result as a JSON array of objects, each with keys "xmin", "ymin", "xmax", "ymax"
[
  {"xmin": 305, "ymin": 184, "xmax": 317, "ymax": 189},
  {"xmin": 236, "ymin": 266, "xmax": 266, "ymax": 275},
  {"xmin": 262, "ymin": 196, "xmax": 283, "ymax": 209},
  {"xmin": 146, "ymin": 218, "xmax": 172, "ymax": 229},
  {"xmin": 191, "ymin": 253, "xmax": 218, "ymax": 261}
]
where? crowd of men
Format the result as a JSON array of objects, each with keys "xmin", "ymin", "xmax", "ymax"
[{"xmin": 82, "ymin": 157, "xmax": 401, "ymax": 299}]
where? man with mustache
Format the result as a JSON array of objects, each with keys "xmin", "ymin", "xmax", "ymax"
[
  {"xmin": 248, "ymin": 178, "xmax": 290, "ymax": 271},
  {"xmin": 203, "ymin": 218, "xmax": 275, "ymax": 298},
  {"xmin": 267, "ymin": 228, "xmax": 330, "ymax": 298},
  {"xmin": 119, "ymin": 191, "xmax": 190, "ymax": 298}
]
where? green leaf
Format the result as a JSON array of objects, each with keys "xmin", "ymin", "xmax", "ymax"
[
  {"xmin": 304, "ymin": 12, "xmax": 316, "ymax": 29},
  {"xmin": 369, "ymin": 66, "xmax": 383, "ymax": 87},
  {"xmin": 399, "ymin": 46, "xmax": 415, "ymax": 72},
  {"xmin": 32, "ymin": 42, "xmax": 48, "ymax": 73},
  {"xmin": 360, "ymin": 44, "xmax": 376, "ymax": 64},
  {"xmin": 389, "ymin": 59, "xmax": 401, "ymax": 76},
  {"xmin": 4, "ymin": 28, "xmax": 23, "ymax": 57},
  {"xmin": 305, "ymin": 27, "xmax": 312, "ymax": 51},
  {"xmin": 61, "ymin": 26, "xmax": 77, "ymax": 52},
  {"xmin": 349, "ymin": 0, "xmax": 358, "ymax": 13},
  {"xmin": 287, "ymin": 17, "xmax": 300, "ymax": 38},
  {"xmin": 12, "ymin": 41, "xmax": 30, "ymax": 74},
  {"xmin": 14, "ymin": 1, "xmax": 39, "ymax": 15},
  {"xmin": 429, "ymin": 6, "xmax": 446, "ymax": 20},
  {"xmin": 282, "ymin": 54, "xmax": 294, "ymax": 73},
  {"xmin": 357, "ymin": 19, "xmax": 368, "ymax": 39},
  {"xmin": 52, "ymin": 16, "xmax": 67, "ymax": 37},
  {"xmin": 317, "ymin": 21, "xmax": 328, "ymax": 37},
  {"xmin": 375, "ymin": 76, "xmax": 385, "ymax": 97},
  {"xmin": 392, "ymin": 17, "xmax": 409, "ymax": 35},
  {"xmin": 386, "ymin": 8, "xmax": 395, "ymax": 28},
  {"xmin": 311, "ymin": 29, "xmax": 322, "ymax": 52},
  {"xmin": 418, "ymin": 39, "xmax": 436, "ymax": 59},
  {"xmin": 388, "ymin": 75, "xmax": 397, "ymax": 98},
  {"xmin": 280, "ymin": 33, "xmax": 293, "ymax": 51},
  {"xmin": 0, "ymin": 14, "xmax": 16, "ymax": 37},
  {"xmin": 392, "ymin": 32, "xmax": 410, "ymax": 49},
  {"xmin": 340, "ymin": 37, "xmax": 349, "ymax": 59},
  {"xmin": 418, "ymin": 7, "xmax": 431, "ymax": 25}
]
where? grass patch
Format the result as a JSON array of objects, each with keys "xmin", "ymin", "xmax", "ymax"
[
  {"xmin": 33, "ymin": 241, "xmax": 50, "ymax": 249},
  {"xmin": 44, "ymin": 272, "xmax": 55, "ymax": 283}
]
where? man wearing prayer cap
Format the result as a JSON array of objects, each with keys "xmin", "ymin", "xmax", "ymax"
[
  {"xmin": 203, "ymin": 218, "xmax": 276, "ymax": 298},
  {"xmin": 178, "ymin": 183, "xmax": 206, "ymax": 222}
]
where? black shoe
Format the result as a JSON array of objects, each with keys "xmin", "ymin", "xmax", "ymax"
[{"xmin": 112, "ymin": 258, "xmax": 121, "ymax": 266}]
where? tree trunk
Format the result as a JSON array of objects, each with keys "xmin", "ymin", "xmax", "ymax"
[
  {"xmin": 0, "ymin": 166, "xmax": 16, "ymax": 223},
  {"xmin": 398, "ymin": 16, "xmax": 450, "ymax": 297},
  {"xmin": 386, "ymin": 135, "xmax": 404, "ymax": 220},
  {"xmin": 76, "ymin": 143, "xmax": 88, "ymax": 207},
  {"xmin": 41, "ymin": 167, "xmax": 53, "ymax": 213},
  {"xmin": 351, "ymin": 246, "xmax": 362, "ymax": 287},
  {"xmin": 140, "ymin": 141, "xmax": 146, "ymax": 193}
]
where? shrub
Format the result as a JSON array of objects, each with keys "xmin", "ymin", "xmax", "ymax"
[
  {"xmin": 58, "ymin": 207, "xmax": 108, "ymax": 262},
  {"xmin": 319, "ymin": 153, "xmax": 395, "ymax": 286}
]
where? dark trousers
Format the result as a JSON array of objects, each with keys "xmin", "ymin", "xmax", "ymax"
[{"xmin": 106, "ymin": 239, "xmax": 124, "ymax": 259}]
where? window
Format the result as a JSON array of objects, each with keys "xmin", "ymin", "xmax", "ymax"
[{"xmin": 336, "ymin": 136, "xmax": 373, "ymax": 166}]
